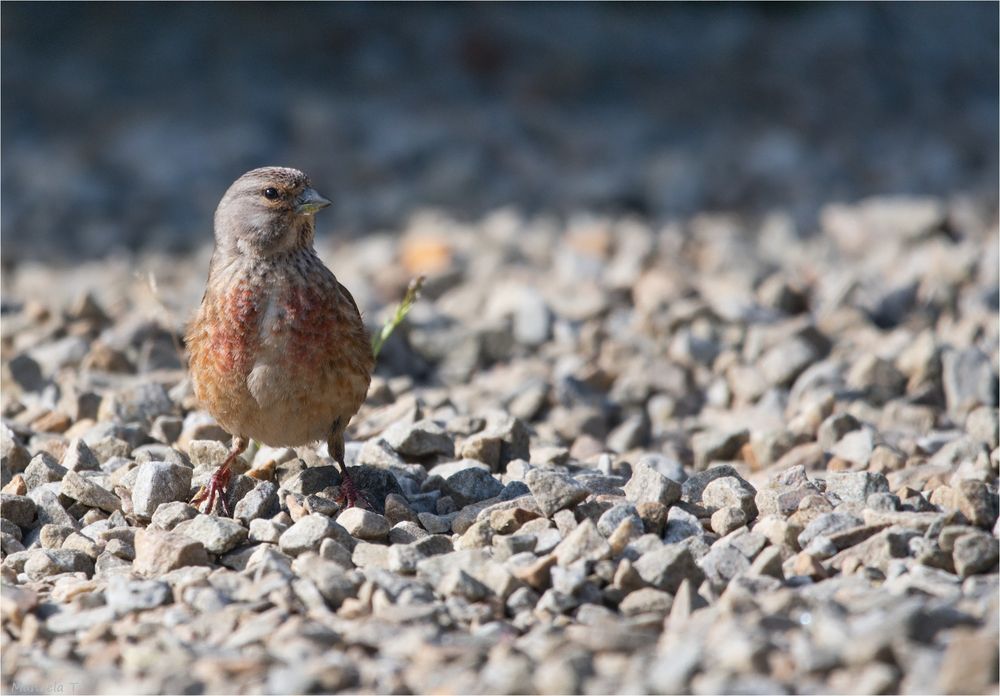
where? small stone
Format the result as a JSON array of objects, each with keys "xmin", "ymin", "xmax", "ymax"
[
  {"xmin": 623, "ymin": 459, "xmax": 681, "ymax": 507},
  {"xmin": 337, "ymin": 508, "xmax": 390, "ymax": 541},
  {"xmin": 824, "ymin": 471, "xmax": 889, "ymax": 503},
  {"xmin": 525, "ymin": 469, "xmax": 589, "ymax": 517},
  {"xmin": 634, "ymin": 546, "xmax": 703, "ymax": 593},
  {"xmin": 30, "ymin": 487, "xmax": 78, "ymax": 528},
  {"xmin": 952, "ymin": 531, "xmax": 999, "ymax": 577},
  {"xmin": 749, "ymin": 546, "xmax": 784, "ymax": 579},
  {"xmin": 60, "ymin": 470, "xmax": 121, "ymax": 512},
  {"xmin": 280, "ymin": 514, "xmax": 349, "ymax": 555},
  {"xmin": 389, "ymin": 521, "xmax": 429, "ymax": 545},
  {"xmin": 24, "ymin": 548, "xmax": 94, "ymax": 580},
  {"xmin": 39, "ymin": 523, "xmax": 76, "ymax": 548},
  {"xmin": 383, "ymin": 494, "xmax": 419, "ymax": 526},
  {"xmin": 249, "ymin": 518, "xmax": 286, "ymax": 544},
  {"xmin": 596, "ymin": 503, "xmax": 643, "ymax": 538},
  {"xmin": 490, "ymin": 507, "xmax": 540, "ymax": 534},
  {"xmin": 691, "ymin": 428, "xmax": 749, "ymax": 470},
  {"xmin": 965, "ymin": 406, "xmax": 999, "ymax": 449},
  {"xmin": 942, "ymin": 347, "xmax": 997, "ymax": 420},
  {"xmin": 150, "ymin": 501, "xmax": 198, "ymax": 530},
  {"xmin": 4, "ymin": 353, "xmax": 44, "ymax": 392},
  {"xmin": 443, "ymin": 467, "xmax": 503, "ymax": 507},
  {"xmin": 553, "ymin": 519, "xmax": 610, "ymax": 566},
  {"xmin": 440, "ymin": 568, "xmax": 491, "ymax": 601},
  {"xmin": 131, "ymin": 461, "xmax": 193, "ymax": 519},
  {"xmin": 418, "ymin": 511, "xmax": 457, "ymax": 534},
  {"xmin": 663, "ymin": 505, "xmax": 704, "ymax": 544},
  {"xmin": 106, "ymin": 575, "xmax": 171, "ymax": 615},
  {"xmin": 620, "ymin": 587, "xmax": 673, "ymax": 617},
  {"xmin": 61, "ymin": 438, "xmax": 100, "ymax": 472},
  {"xmin": 702, "ymin": 476, "xmax": 757, "ymax": 518},
  {"xmin": 174, "ymin": 514, "xmax": 247, "ymax": 554},
  {"xmin": 133, "ymin": 528, "xmax": 209, "ymax": 576},
  {"xmin": 791, "ymin": 552, "xmax": 827, "ymax": 579},
  {"xmin": 291, "ymin": 552, "xmax": 361, "ymax": 606},
  {"xmin": 23, "ymin": 452, "xmax": 67, "ymax": 490},
  {"xmin": 233, "ymin": 480, "xmax": 279, "ymax": 524},
  {"xmin": 699, "ymin": 542, "xmax": 751, "ymax": 590},
  {"xmin": 711, "ymin": 506, "xmax": 748, "ymax": 536},
  {"xmin": 636, "ymin": 501, "xmax": 669, "ymax": 535},
  {"xmin": 382, "ymin": 419, "xmax": 455, "ymax": 458},
  {"xmin": 460, "ymin": 432, "xmax": 502, "ymax": 470},
  {"xmin": 1, "ymin": 493, "xmax": 36, "ymax": 527}
]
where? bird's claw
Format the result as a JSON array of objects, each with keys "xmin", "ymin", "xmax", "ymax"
[
  {"xmin": 191, "ymin": 466, "xmax": 234, "ymax": 516},
  {"xmin": 336, "ymin": 472, "xmax": 372, "ymax": 511}
]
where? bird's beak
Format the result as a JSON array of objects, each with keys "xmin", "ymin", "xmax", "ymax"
[{"xmin": 295, "ymin": 188, "xmax": 332, "ymax": 215}]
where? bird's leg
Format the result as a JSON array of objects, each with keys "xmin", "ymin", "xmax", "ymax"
[
  {"xmin": 191, "ymin": 436, "xmax": 248, "ymax": 516},
  {"xmin": 328, "ymin": 423, "xmax": 371, "ymax": 510}
]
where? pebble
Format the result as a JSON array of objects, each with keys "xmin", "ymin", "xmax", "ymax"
[
  {"xmin": 525, "ymin": 469, "xmax": 590, "ymax": 517},
  {"xmin": 280, "ymin": 514, "xmax": 349, "ymax": 556},
  {"xmin": 60, "ymin": 470, "xmax": 121, "ymax": 512},
  {"xmin": 337, "ymin": 508, "xmax": 391, "ymax": 541},
  {"xmin": 174, "ymin": 514, "xmax": 248, "ymax": 555},
  {"xmin": 131, "ymin": 461, "xmax": 193, "ymax": 519}
]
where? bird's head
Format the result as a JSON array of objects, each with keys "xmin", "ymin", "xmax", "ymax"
[{"xmin": 213, "ymin": 166, "xmax": 331, "ymax": 259}]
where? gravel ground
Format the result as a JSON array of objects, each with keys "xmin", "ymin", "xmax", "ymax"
[
  {"xmin": 1, "ymin": 189, "xmax": 998, "ymax": 694},
  {"xmin": 2, "ymin": 4, "xmax": 999, "ymax": 696}
]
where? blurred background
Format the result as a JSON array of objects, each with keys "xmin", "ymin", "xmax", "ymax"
[{"xmin": 2, "ymin": 2, "xmax": 997, "ymax": 264}]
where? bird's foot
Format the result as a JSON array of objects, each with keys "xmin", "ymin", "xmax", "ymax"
[
  {"xmin": 191, "ymin": 465, "xmax": 234, "ymax": 516},
  {"xmin": 336, "ymin": 469, "xmax": 372, "ymax": 511}
]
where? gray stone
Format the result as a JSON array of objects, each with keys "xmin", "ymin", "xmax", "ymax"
[
  {"xmin": 337, "ymin": 508, "xmax": 390, "ymax": 541},
  {"xmin": 620, "ymin": 587, "xmax": 673, "ymax": 617},
  {"xmin": 133, "ymin": 528, "xmax": 210, "ymax": 575},
  {"xmin": 691, "ymin": 429, "xmax": 749, "ymax": 470},
  {"xmin": 952, "ymin": 531, "xmax": 999, "ymax": 577},
  {"xmin": 23, "ymin": 452, "xmax": 67, "ymax": 490},
  {"xmin": 249, "ymin": 518, "xmax": 286, "ymax": 544},
  {"xmin": 443, "ymin": 467, "xmax": 503, "ymax": 507},
  {"xmin": 61, "ymin": 438, "xmax": 100, "ymax": 472},
  {"xmin": 942, "ymin": 347, "xmax": 997, "ymax": 419},
  {"xmin": 824, "ymin": 471, "xmax": 889, "ymax": 502},
  {"xmin": 280, "ymin": 514, "xmax": 348, "ymax": 556},
  {"xmin": 702, "ymin": 476, "xmax": 757, "ymax": 517},
  {"xmin": 106, "ymin": 575, "xmax": 171, "ymax": 614},
  {"xmin": 1, "ymin": 494, "xmax": 35, "ymax": 527},
  {"xmin": 60, "ymin": 470, "xmax": 121, "ymax": 512},
  {"xmin": 29, "ymin": 487, "xmax": 78, "ymax": 528},
  {"xmin": 99, "ymin": 382, "xmax": 176, "ymax": 426},
  {"xmin": 150, "ymin": 501, "xmax": 198, "ymax": 530},
  {"xmin": 798, "ymin": 512, "xmax": 864, "ymax": 549},
  {"xmin": 382, "ymin": 419, "xmax": 455, "ymax": 458},
  {"xmin": 24, "ymin": 548, "xmax": 94, "ymax": 580},
  {"xmin": 664, "ymin": 505, "xmax": 704, "ymax": 544},
  {"xmin": 699, "ymin": 542, "xmax": 752, "ymax": 590},
  {"xmin": 280, "ymin": 466, "xmax": 340, "ymax": 495},
  {"xmin": 291, "ymin": 552, "xmax": 361, "ymax": 606},
  {"xmin": 633, "ymin": 545, "xmax": 704, "ymax": 593},
  {"xmin": 131, "ymin": 461, "xmax": 193, "ymax": 519},
  {"xmin": 525, "ymin": 469, "xmax": 589, "ymax": 517},
  {"xmin": 174, "ymin": 514, "xmax": 247, "ymax": 554},
  {"xmin": 4, "ymin": 353, "xmax": 44, "ymax": 392},
  {"xmin": 553, "ymin": 519, "xmax": 610, "ymax": 565},
  {"xmin": 597, "ymin": 503, "xmax": 643, "ymax": 538},
  {"xmin": 965, "ymin": 406, "xmax": 999, "ymax": 449},
  {"xmin": 233, "ymin": 480, "xmax": 279, "ymax": 524},
  {"xmin": 623, "ymin": 459, "xmax": 681, "ymax": 507}
]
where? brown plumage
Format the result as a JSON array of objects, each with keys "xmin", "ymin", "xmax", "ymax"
[{"xmin": 186, "ymin": 166, "xmax": 374, "ymax": 514}]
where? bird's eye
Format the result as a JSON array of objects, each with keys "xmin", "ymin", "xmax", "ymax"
[{"xmin": 263, "ymin": 187, "xmax": 280, "ymax": 200}]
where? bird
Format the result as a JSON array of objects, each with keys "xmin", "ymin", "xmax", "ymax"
[{"xmin": 186, "ymin": 166, "xmax": 375, "ymax": 515}]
